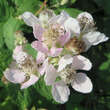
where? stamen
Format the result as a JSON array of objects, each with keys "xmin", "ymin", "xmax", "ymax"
[
  {"xmin": 78, "ymin": 16, "xmax": 95, "ymax": 33},
  {"xmin": 43, "ymin": 23, "xmax": 65, "ymax": 47},
  {"xmin": 60, "ymin": 65, "xmax": 76, "ymax": 84}
]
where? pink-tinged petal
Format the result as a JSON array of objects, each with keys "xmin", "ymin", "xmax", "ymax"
[
  {"xmin": 71, "ymin": 73, "xmax": 93, "ymax": 93},
  {"xmin": 38, "ymin": 58, "xmax": 48, "ymax": 75},
  {"xmin": 33, "ymin": 23, "xmax": 44, "ymax": 41},
  {"xmin": 13, "ymin": 46, "xmax": 23, "ymax": 60},
  {"xmin": 44, "ymin": 64, "xmax": 58, "ymax": 85},
  {"xmin": 58, "ymin": 55, "xmax": 73, "ymax": 72},
  {"xmin": 21, "ymin": 12, "xmax": 40, "ymax": 27},
  {"xmin": 21, "ymin": 74, "xmax": 39, "ymax": 89},
  {"xmin": 4, "ymin": 68, "xmax": 26, "ymax": 84},
  {"xmin": 49, "ymin": 47, "xmax": 63, "ymax": 57},
  {"xmin": 32, "ymin": 41, "xmax": 48, "ymax": 53},
  {"xmin": 72, "ymin": 55, "xmax": 92, "ymax": 71},
  {"xmin": 52, "ymin": 81, "xmax": 70, "ymax": 104},
  {"xmin": 59, "ymin": 31, "xmax": 71, "ymax": 46},
  {"xmin": 36, "ymin": 52, "xmax": 46, "ymax": 64}
]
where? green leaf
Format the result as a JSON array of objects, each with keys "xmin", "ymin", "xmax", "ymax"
[
  {"xmin": 55, "ymin": 8, "xmax": 82, "ymax": 17},
  {"xmin": 0, "ymin": 47, "xmax": 12, "ymax": 74},
  {"xmin": 99, "ymin": 61, "xmax": 110, "ymax": 70},
  {"xmin": 6, "ymin": 84, "xmax": 31, "ymax": 110},
  {"xmin": 14, "ymin": 0, "xmax": 42, "ymax": 15},
  {"xmin": 0, "ymin": 96, "xmax": 17, "ymax": 110},
  {"xmin": 0, "ymin": 0, "xmax": 15, "ymax": 22},
  {"xmin": 70, "ymin": 0, "xmax": 76, "ymax": 4},
  {"xmin": 16, "ymin": 90, "xmax": 30, "ymax": 110},
  {"xmin": 3, "ymin": 17, "xmax": 22, "ymax": 50},
  {"xmin": 0, "ymin": 23, "xmax": 4, "ymax": 48},
  {"xmin": 24, "ymin": 43, "xmax": 37, "ymax": 59},
  {"xmin": 33, "ymin": 77, "xmax": 53, "ymax": 101}
]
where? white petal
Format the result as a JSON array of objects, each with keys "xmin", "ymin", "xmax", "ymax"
[
  {"xmin": 58, "ymin": 55, "xmax": 73, "ymax": 72},
  {"xmin": 83, "ymin": 31, "xmax": 109, "ymax": 51},
  {"xmin": 4, "ymin": 68, "xmax": 26, "ymax": 84},
  {"xmin": 71, "ymin": 73, "xmax": 93, "ymax": 93},
  {"xmin": 64, "ymin": 17, "xmax": 80, "ymax": 35},
  {"xmin": 39, "ymin": 9, "xmax": 55, "ymax": 27},
  {"xmin": 13, "ymin": 46, "xmax": 23, "ymax": 60},
  {"xmin": 21, "ymin": 12, "xmax": 40, "ymax": 27},
  {"xmin": 38, "ymin": 58, "xmax": 48, "ymax": 75},
  {"xmin": 44, "ymin": 64, "xmax": 58, "ymax": 85},
  {"xmin": 52, "ymin": 81, "xmax": 70, "ymax": 104},
  {"xmin": 21, "ymin": 74, "xmax": 39, "ymax": 89},
  {"xmin": 77, "ymin": 12, "xmax": 93, "ymax": 23},
  {"xmin": 72, "ymin": 55, "xmax": 92, "ymax": 71},
  {"xmin": 49, "ymin": 11, "xmax": 69, "ymax": 25},
  {"xmin": 14, "ymin": 51, "xmax": 28, "ymax": 65},
  {"xmin": 36, "ymin": 51, "xmax": 45, "ymax": 64}
]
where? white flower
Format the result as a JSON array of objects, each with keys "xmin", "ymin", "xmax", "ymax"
[
  {"xmin": 63, "ymin": 12, "xmax": 108, "ymax": 52},
  {"xmin": 21, "ymin": 10, "xmax": 108, "ymax": 54},
  {"xmin": 3, "ymin": 61, "xmax": 39, "ymax": 89},
  {"xmin": 21, "ymin": 10, "xmax": 71, "ymax": 58},
  {"xmin": 49, "ymin": 11, "xmax": 80, "ymax": 35},
  {"xmin": 3, "ymin": 46, "xmax": 41, "ymax": 89},
  {"xmin": 44, "ymin": 55, "xmax": 93, "ymax": 103}
]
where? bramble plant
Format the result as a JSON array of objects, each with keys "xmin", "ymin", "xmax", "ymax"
[{"xmin": 0, "ymin": 0, "xmax": 110, "ymax": 110}]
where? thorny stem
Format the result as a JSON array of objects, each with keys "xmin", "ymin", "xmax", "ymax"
[{"xmin": 35, "ymin": 0, "xmax": 48, "ymax": 16}]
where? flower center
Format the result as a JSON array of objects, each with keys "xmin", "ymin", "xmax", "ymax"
[
  {"xmin": 15, "ymin": 52, "xmax": 39, "ymax": 77},
  {"xmin": 60, "ymin": 65, "xmax": 76, "ymax": 84},
  {"xmin": 77, "ymin": 15, "xmax": 95, "ymax": 33},
  {"xmin": 49, "ymin": 57, "xmax": 60, "ymax": 67},
  {"xmin": 21, "ymin": 57, "xmax": 39, "ymax": 76},
  {"xmin": 43, "ymin": 23, "xmax": 65, "ymax": 47}
]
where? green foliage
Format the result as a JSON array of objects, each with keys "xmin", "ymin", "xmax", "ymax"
[
  {"xmin": 0, "ymin": 23, "xmax": 4, "ymax": 48},
  {"xmin": 0, "ymin": 46, "xmax": 12, "ymax": 74},
  {"xmin": 24, "ymin": 43, "xmax": 37, "ymax": 59},
  {"xmin": 55, "ymin": 8, "xmax": 82, "ymax": 17},
  {"xmin": 0, "ymin": 96, "xmax": 17, "ymax": 110},
  {"xmin": 0, "ymin": 0, "xmax": 15, "ymax": 22},
  {"xmin": 13, "ymin": 0, "xmax": 42, "ymax": 15},
  {"xmin": 33, "ymin": 77, "xmax": 53, "ymax": 101},
  {"xmin": 3, "ymin": 17, "xmax": 22, "ymax": 50}
]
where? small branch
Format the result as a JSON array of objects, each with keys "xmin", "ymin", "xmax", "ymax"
[{"xmin": 35, "ymin": 0, "xmax": 48, "ymax": 16}]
